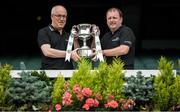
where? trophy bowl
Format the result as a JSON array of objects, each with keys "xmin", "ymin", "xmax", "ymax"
[
  {"xmin": 77, "ymin": 24, "xmax": 92, "ymax": 40},
  {"xmin": 76, "ymin": 23, "xmax": 93, "ymax": 57}
]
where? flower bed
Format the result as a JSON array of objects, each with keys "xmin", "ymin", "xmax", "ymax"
[{"xmin": 0, "ymin": 57, "xmax": 180, "ymax": 111}]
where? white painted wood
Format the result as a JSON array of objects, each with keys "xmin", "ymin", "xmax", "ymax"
[{"xmin": 10, "ymin": 70, "xmax": 176, "ymax": 78}]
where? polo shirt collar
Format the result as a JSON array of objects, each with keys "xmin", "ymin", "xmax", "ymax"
[
  {"xmin": 49, "ymin": 24, "xmax": 56, "ymax": 31},
  {"xmin": 49, "ymin": 24, "xmax": 64, "ymax": 35}
]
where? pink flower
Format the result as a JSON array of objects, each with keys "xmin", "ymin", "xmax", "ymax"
[
  {"xmin": 82, "ymin": 88, "xmax": 92, "ymax": 97},
  {"xmin": 73, "ymin": 84, "xmax": 81, "ymax": 94},
  {"xmin": 63, "ymin": 91, "xmax": 72, "ymax": 99},
  {"xmin": 107, "ymin": 100, "xmax": 118, "ymax": 109},
  {"xmin": 55, "ymin": 104, "xmax": 61, "ymax": 111},
  {"xmin": 127, "ymin": 99, "xmax": 135, "ymax": 106},
  {"xmin": 104, "ymin": 103, "xmax": 109, "ymax": 108},
  {"xmin": 95, "ymin": 92, "xmax": 102, "ymax": 100},
  {"xmin": 85, "ymin": 98, "xmax": 94, "ymax": 107},
  {"xmin": 62, "ymin": 98, "xmax": 73, "ymax": 106},
  {"xmin": 105, "ymin": 100, "xmax": 118, "ymax": 109},
  {"xmin": 76, "ymin": 93, "xmax": 84, "ymax": 101},
  {"xmin": 94, "ymin": 99, "xmax": 99, "ymax": 107},
  {"xmin": 122, "ymin": 104, "xmax": 129, "ymax": 110},
  {"xmin": 62, "ymin": 91, "xmax": 73, "ymax": 106},
  {"xmin": 107, "ymin": 94, "xmax": 114, "ymax": 102},
  {"xmin": 82, "ymin": 104, "xmax": 90, "ymax": 110}
]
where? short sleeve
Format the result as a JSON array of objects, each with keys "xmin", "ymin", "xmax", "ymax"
[
  {"xmin": 120, "ymin": 27, "xmax": 135, "ymax": 47},
  {"xmin": 37, "ymin": 28, "xmax": 50, "ymax": 47}
]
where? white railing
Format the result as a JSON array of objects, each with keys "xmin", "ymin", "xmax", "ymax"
[{"xmin": 10, "ymin": 70, "xmax": 177, "ymax": 78}]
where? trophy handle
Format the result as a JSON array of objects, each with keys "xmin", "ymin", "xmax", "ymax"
[
  {"xmin": 65, "ymin": 25, "xmax": 77, "ymax": 62},
  {"xmin": 71, "ymin": 25, "xmax": 77, "ymax": 35},
  {"xmin": 92, "ymin": 24, "xmax": 100, "ymax": 36},
  {"xmin": 91, "ymin": 24, "xmax": 104, "ymax": 62}
]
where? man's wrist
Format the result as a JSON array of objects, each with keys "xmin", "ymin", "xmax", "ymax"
[{"xmin": 102, "ymin": 50, "xmax": 105, "ymax": 56}]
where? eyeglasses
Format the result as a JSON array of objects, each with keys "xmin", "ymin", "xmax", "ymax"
[{"xmin": 53, "ymin": 14, "xmax": 67, "ymax": 19}]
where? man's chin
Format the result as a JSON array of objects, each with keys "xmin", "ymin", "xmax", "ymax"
[
  {"xmin": 110, "ymin": 27, "xmax": 116, "ymax": 30},
  {"xmin": 58, "ymin": 24, "xmax": 65, "ymax": 28},
  {"xmin": 57, "ymin": 26, "xmax": 64, "ymax": 29}
]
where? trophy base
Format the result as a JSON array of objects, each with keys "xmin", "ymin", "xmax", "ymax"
[{"xmin": 78, "ymin": 47, "xmax": 92, "ymax": 57}]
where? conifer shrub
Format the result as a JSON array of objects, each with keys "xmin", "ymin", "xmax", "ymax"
[
  {"xmin": 0, "ymin": 64, "xmax": 12, "ymax": 110},
  {"xmin": 123, "ymin": 71, "xmax": 155, "ymax": 111},
  {"xmin": 153, "ymin": 56, "xmax": 175, "ymax": 110},
  {"xmin": 7, "ymin": 71, "xmax": 52, "ymax": 111}
]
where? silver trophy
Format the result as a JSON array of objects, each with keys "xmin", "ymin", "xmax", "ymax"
[
  {"xmin": 76, "ymin": 23, "xmax": 93, "ymax": 57},
  {"xmin": 65, "ymin": 23, "xmax": 104, "ymax": 62}
]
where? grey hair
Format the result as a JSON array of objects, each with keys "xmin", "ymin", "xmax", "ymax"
[{"xmin": 51, "ymin": 5, "xmax": 67, "ymax": 15}]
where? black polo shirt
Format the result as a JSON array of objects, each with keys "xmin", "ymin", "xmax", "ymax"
[
  {"xmin": 101, "ymin": 25, "xmax": 135, "ymax": 69},
  {"xmin": 37, "ymin": 25, "xmax": 73, "ymax": 70}
]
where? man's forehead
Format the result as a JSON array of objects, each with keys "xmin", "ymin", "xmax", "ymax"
[
  {"xmin": 107, "ymin": 10, "xmax": 120, "ymax": 17},
  {"xmin": 108, "ymin": 10, "xmax": 118, "ymax": 14},
  {"xmin": 55, "ymin": 7, "xmax": 67, "ymax": 14}
]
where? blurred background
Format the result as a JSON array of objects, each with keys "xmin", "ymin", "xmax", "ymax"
[{"xmin": 0, "ymin": 0, "xmax": 180, "ymax": 69}]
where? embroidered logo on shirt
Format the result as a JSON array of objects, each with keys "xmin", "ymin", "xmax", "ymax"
[
  {"xmin": 112, "ymin": 37, "xmax": 120, "ymax": 41},
  {"xmin": 124, "ymin": 41, "xmax": 132, "ymax": 45}
]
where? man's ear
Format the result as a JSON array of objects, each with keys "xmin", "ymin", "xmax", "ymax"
[{"xmin": 120, "ymin": 17, "xmax": 123, "ymax": 23}]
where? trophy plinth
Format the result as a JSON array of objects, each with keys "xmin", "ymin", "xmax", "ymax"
[{"xmin": 78, "ymin": 46, "xmax": 92, "ymax": 57}]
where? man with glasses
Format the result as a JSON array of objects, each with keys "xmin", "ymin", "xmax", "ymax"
[{"xmin": 37, "ymin": 5, "xmax": 80, "ymax": 69}]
